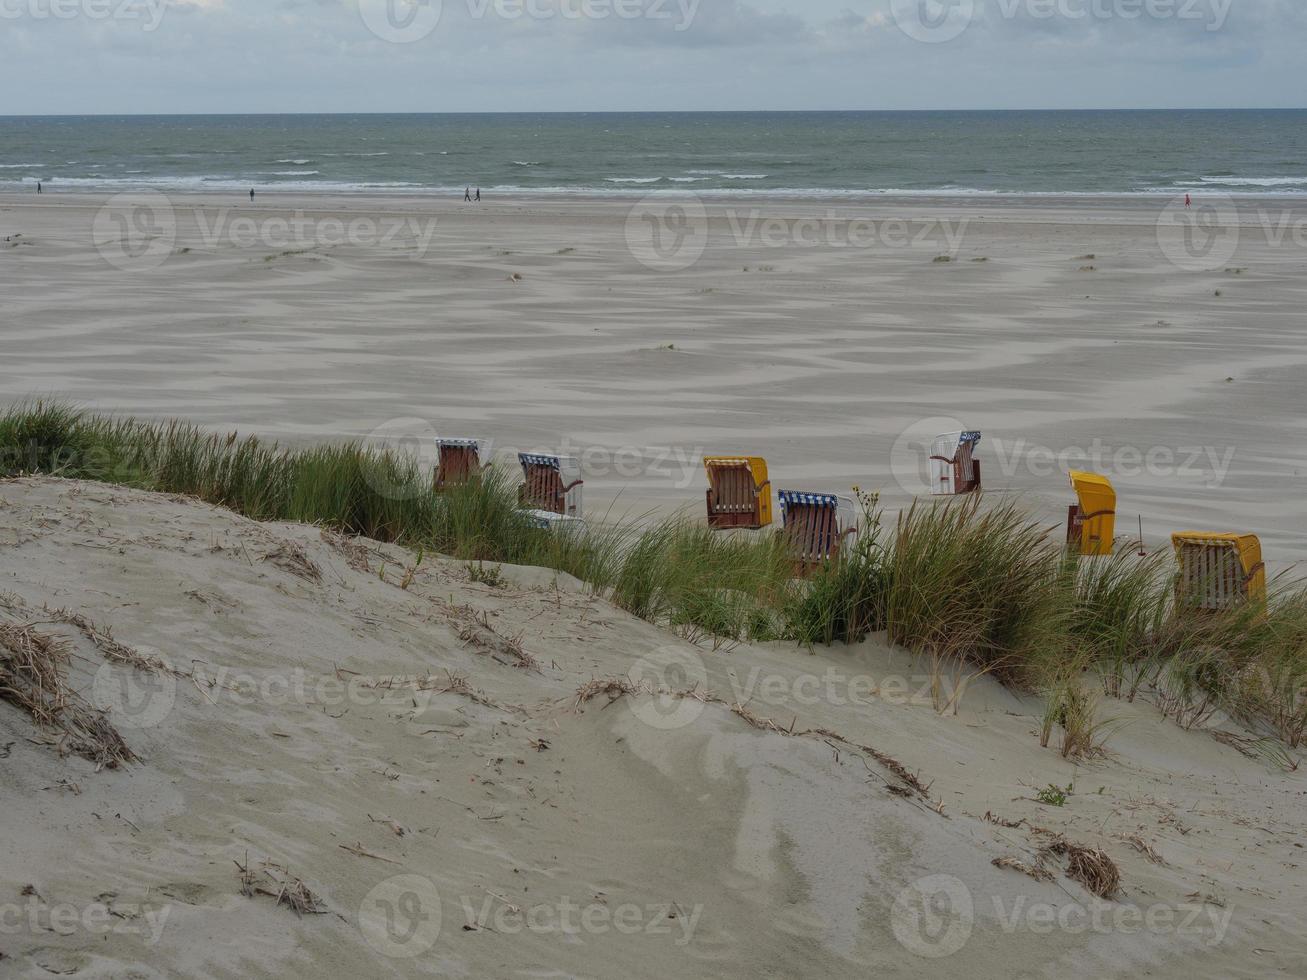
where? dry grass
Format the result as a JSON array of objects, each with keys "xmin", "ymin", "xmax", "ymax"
[
  {"xmin": 260, "ymin": 538, "xmax": 323, "ymax": 583},
  {"xmin": 452, "ymin": 605, "xmax": 540, "ymax": 671},
  {"xmin": 992, "ymin": 856, "xmax": 1055, "ymax": 882},
  {"xmin": 0, "ymin": 619, "xmax": 135, "ymax": 769},
  {"xmin": 1039, "ymin": 835, "xmax": 1122, "ymax": 899},
  {"xmin": 321, "ymin": 529, "xmax": 373, "ymax": 573},
  {"xmin": 234, "ymin": 854, "xmax": 328, "ymax": 915}
]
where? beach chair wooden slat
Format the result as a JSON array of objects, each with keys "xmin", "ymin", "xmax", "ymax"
[
  {"xmin": 1172, "ymin": 532, "xmax": 1266, "ymax": 613},
  {"xmin": 779, "ymin": 491, "xmax": 856, "ymax": 576},
  {"xmin": 704, "ymin": 457, "xmax": 772, "ymax": 529}
]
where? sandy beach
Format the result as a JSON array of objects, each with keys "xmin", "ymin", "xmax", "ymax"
[
  {"xmin": 3, "ymin": 191, "xmax": 1305, "ymax": 565},
  {"xmin": 4, "ymin": 191, "xmax": 1307, "ymax": 978}
]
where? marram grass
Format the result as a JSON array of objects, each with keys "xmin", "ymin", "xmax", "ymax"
[{"xmin": 4, "ymin": 401, "xmax": 1306, "ymax": 747}]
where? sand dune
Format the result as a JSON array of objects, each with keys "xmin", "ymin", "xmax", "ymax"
[{"xmin": 1, "ymin": 478, "xmax": 1305, "ymax": 977}]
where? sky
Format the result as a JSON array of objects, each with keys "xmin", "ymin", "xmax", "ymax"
[{"xmin": 2, "ymin": 0, "xmax": 1306, "ymax": 114}]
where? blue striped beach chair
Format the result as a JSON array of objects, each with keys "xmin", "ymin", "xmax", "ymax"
[
  {"xmin": 518, "ymin": 452, "xmax": 584, "ymax": 518},
  {"xmin": 778, "ymin": 491, "xmax": 857, "ymax": 574}
]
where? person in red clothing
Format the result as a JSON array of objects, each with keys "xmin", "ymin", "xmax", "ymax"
[{"xmin": 1185, "ymin": 193, "xmax": 1192, "ymax": 208}]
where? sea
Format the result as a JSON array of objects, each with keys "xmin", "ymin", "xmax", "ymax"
[{"xmin": 2, "ymin": 110, "xmax": 1306, "ymax": 197}]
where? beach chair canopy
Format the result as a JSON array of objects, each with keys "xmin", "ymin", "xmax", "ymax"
[
  {"xmin": 1171, "ymin": 532, "xmax": 1266, "ymax": 610},
  {"xmin": 779, "ymin": 491, "xmax": 857, "ymax": 571},
  {"xmin": 703, "ymin": 456, "xmax": 772, "ymax": 529},
  {"xmin": 1066, "ymin": 470, "xmax": 1116, "ymax": 557},
  {"xmin": 519, "ymin": 452, "xmax": 584, "ymax": 518},
  {"xmin": 434, "ymin": 437, "xmax": 486, "ymax": 490},
  {"xmin": 929, "ymin": 430, "xmax": 982, "ymax": 496}
]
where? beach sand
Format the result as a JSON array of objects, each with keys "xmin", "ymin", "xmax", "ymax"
[
  {"xmin": 1, "ymin": 477, "xmax": 1305, "ymax": 977},
  {"xmin": 3, "ymin": 192, "xmax": 1307, "ymax": 977},
  {"xmin": 2, "ymin": 192, "xmax": 1304, "ymax": 565}
]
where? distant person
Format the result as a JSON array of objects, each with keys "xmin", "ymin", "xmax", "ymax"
[
  {"xmin": 36, "ymin": 181, "xmax": 41, "ymax": 195},
  {"xmin": 1185, "ymin": 193, "xmax": 1192, "ymax": 208},
  {"xmin": 475, "ymin": 187, "xmax": 481, "ymax": 202},
  {"xmin": 249, "ymin": 188, "xmax": 255, "ymax": 202},
  {"xmin": 464, "ymin": 187, "xmax": 472, "ymax": 202}
]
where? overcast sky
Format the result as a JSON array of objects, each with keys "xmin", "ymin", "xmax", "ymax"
[{"xmin": 3, "ymin": 0, "xmax": 1305, "ymax": 114}]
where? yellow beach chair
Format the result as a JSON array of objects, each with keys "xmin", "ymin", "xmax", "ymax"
[
  {"xmin": 1172, "ymin": 532, "xmax": 1266, "ymax": 611},
  {"xmin": 704, "ymin": 456, "xmax": 772, "ymax": 529},
  {"xmin": 1066, "ymin": 471, "xmax": 1116, "ymax": 557}
]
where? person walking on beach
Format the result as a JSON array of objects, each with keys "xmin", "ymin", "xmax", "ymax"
[
  {"xmin": 36, "ymin": 181, "xmax": 41, "ymax": 195},
  {"xmin": 464, "ymin": 187, "xmax": 472, "ymax": 202},
  {"xmin": 250, "ymin": 188, "xmax": 255, "ymax": 202},
  {"xmin": 475, "ymin": 187, "xmax": 481, "ymax": 202},
  {"xmin": 1185, "ymin": 193, "xmax": 1192, "ymax": 208}
]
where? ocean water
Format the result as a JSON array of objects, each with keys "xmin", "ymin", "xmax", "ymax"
[{"xmin": 2, "ymin": 110, "xmax": 1306, "ymax": 197}]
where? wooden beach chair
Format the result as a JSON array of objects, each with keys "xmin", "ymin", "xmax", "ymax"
[
  {"xmin": 779, "ymin": 491, "xmax": 857, "ymax": 575},
  {"xmin": 518, "ymin": 452, "xmax": 584, "ymax": 518},
  {"xmin": 1172, "ymin": 532, "xmax": 1266, "ymax": 612},
  {"xmin": 929, "ymin": 430, "xmax": 983, "ymax": 496},
  {"xmin": 1066, "ymin": 471, "xmax": 1116, "ymax": 557},
  {"xmin": 433, "ymin": 438, "xmax": 486, "ymax": 491},
  {"xmin": 704, "ymin": 456, "xmax": 772, "ymax": 530}
]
